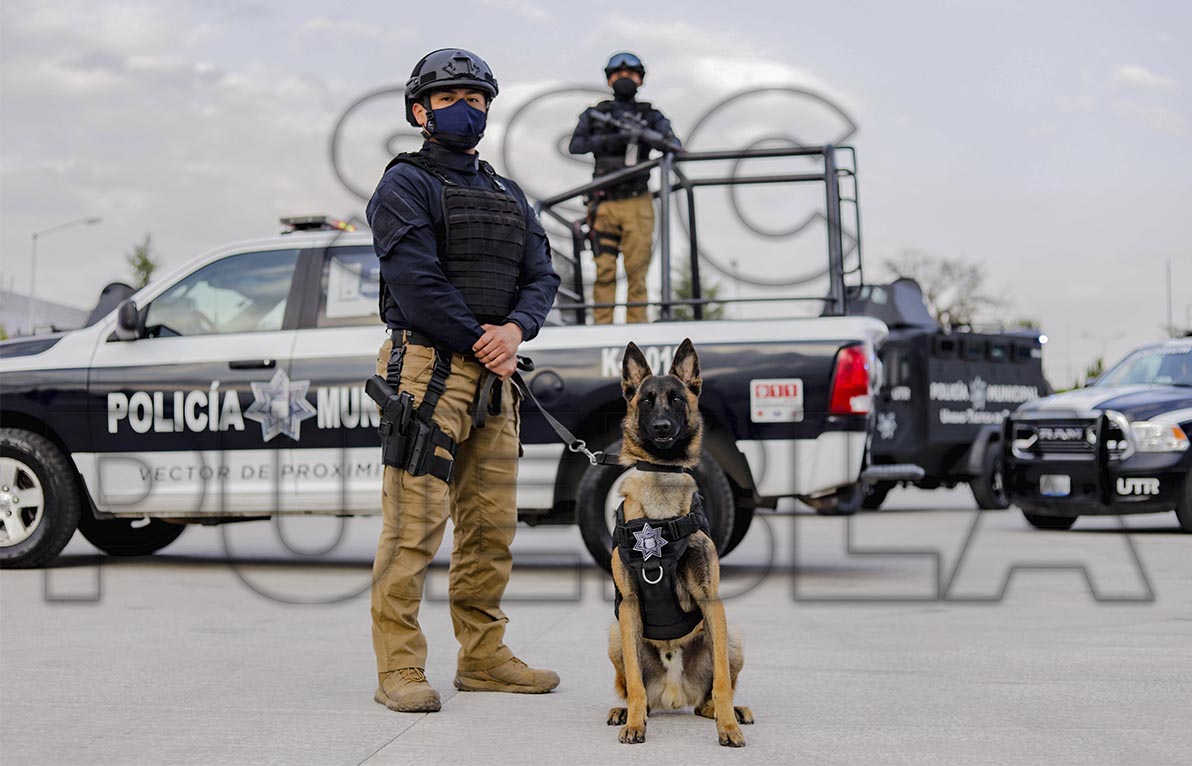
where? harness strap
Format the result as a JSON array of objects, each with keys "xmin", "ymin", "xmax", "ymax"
[
  {"xmin": 611, "ymin": 498, "xmax": 709, "ymax": 550},
  {"xmin": 406, "ymin": 343, "xmax": 459, "ymax": 484},
  {"xmin": 386, "ymin": 151, "xmax": 507, "ymax": 193},
  {"xmin": 478, "ymin": 159, "xmax": 507, "ymax": 192},
  {"xmin": 416, "ymin": 346, "xmax": 453, "ymax": 422},
  {"xmin": 385, "ymin": 152, "xmax": 457, "ymax": 186}
]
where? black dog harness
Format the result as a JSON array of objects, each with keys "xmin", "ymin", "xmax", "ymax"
[{"xmin": 613, "ymin": 480, "xmax": 711, "ymax": 641}]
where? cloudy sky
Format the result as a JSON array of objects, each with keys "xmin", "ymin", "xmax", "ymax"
[{"xmin": 1, "ymin": 0, "xmax": 1188, "ymax": 384}]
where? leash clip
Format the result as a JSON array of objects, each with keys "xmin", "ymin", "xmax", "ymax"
[{"xmin": 568, "ymin": 439, "xmax": 601, "ymax": 465}]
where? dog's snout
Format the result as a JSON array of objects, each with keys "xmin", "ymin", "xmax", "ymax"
[{"xmin": 651, "ymin": 419, "xmax": 673, "ymax": 437}]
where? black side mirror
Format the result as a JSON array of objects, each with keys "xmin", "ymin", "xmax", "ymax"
[{"xmin": 114, "ymin": 299, "xmax": 143, "ymax": 341}]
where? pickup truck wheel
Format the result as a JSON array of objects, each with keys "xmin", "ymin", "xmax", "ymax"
[
  {"xmin": 862, "ymin": 481, "xmax": 894, "ymax": 510},
  {"xmin": 577, "ymin": 440, "xmax": 735, "ymax": 573},
  {"xmin": 78, "ymin": 514, "xmax": 186, "ymax": 557},
  {"xmin": 0, "ymin": 429, "xmax": 83, "ymax": 569},
  {"xmin": 970, "ymin": 441, "xmax": 1010, "ymax": 510},
  {"xmin": 720, "ymin": 506, "xmax": 754, "ymax": 557},
  {"xmin": 1021, "ymin": 508, "xmax": 1077, "ymax": 530},
  {"xmin": 1174, "ymin": 473, "xmax": 1192, "ymax": 533}
]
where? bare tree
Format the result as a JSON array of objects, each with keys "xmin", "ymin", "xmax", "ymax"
[
  {"xmin": 883, "ymin": 249, "xmax": 1004, "ymax": 326},
  {"xmin": 126, "ymin": 233, "xmax": 160, "ymax": 288}
]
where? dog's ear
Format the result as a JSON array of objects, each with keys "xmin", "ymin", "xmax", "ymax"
[
  {"xmin": 622, "ymin": 342, "xmax": 651, "ymax": 400},
  {"xmin": 669, "ymin": 338, "xmax": 701, "ymax": 396}
]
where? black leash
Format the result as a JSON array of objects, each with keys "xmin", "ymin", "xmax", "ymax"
[
  {"xmin": 509, "ymin": 367, "xmax": 617, "ymax": 466},
  {"xmin": 500, "ymin": 356, "xmax": 693, "ymax": 475}
]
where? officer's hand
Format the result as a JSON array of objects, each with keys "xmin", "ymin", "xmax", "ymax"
[
  {"xmin": 488, "ymin": 354, "xmax": 518, "ymax": 380},
  {"xmin": 473, "ymin": 322, "xmax": 523, "ymax": 369}
]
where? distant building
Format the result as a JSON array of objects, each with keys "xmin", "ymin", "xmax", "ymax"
[{"xmin": 0, "ymin": 289, "xmax": 89, "ymax": 338}]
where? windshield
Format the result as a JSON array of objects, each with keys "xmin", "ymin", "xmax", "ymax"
[{"xmin": 1097, "ymin": 343, "xmax": 1192, "ymax": 388}]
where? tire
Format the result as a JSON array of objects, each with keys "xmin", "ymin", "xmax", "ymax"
[
  {"xmin": 0, "ymin": 428, "xmax": 83, "ymax": 569},
  {"xmin": 1021, "ymin": 510, "xmax": 1077, "ymax": 530},
  {"xmin": 576, "ymin": 440, "xmax": 735, "ymax": 573},
  {"xmin": 862, "ymin": 481, "xmax": 894, "ymax": 510},
  {"xmin": 1174, "ymin": 472, "xmax": 1192, "ymax": 533},
  {"xmin": 78, "ymin": 513, "xmax": 186, "ymax": 557},
  {"xmin": 720, "ymin": 506, "xmax": 754, "ymax": 557},
  {"xmin": 970, "ymin": 440, "xmax": 1010, "ymax": 510}
]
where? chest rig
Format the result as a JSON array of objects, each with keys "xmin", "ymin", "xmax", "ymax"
[
  {"xmin": 613, "ymin": 469, "xmax": 711, "ymax": 641},
  {"xmin": 380, "ymin": 152, "xmax": 526, "ymax": 325},
  {"xmin": 591, "ymin": 100, "xmax": 657, "ymax": 196}
]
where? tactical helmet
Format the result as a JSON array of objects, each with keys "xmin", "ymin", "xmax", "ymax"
[
  {"xmin": 604, "ymin": 51, "xmax": 646, "ymax": 79},
  {"xmin": 405, "ymin": 48, "xmax": 499, "ymax": 127}
]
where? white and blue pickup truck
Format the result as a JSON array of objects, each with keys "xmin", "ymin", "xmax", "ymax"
[
  {"xmin": 1003, "ymin": 338, "xmax": 1192, "ymax": 532},
  {"xmin": 0, "ymin": 145, "xmax": 895, "ymax": 568}
]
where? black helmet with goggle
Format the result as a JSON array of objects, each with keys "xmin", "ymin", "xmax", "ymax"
[{"xmin": 604, "ymin": 51, "xmax": 645, "ymax": 79}]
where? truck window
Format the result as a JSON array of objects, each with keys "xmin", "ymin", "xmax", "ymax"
[
  {"xmin": 144, "ymin": 249, "xmax": 299, "ymax": 338},
  {"xmin": 961, "ymin": 338, "xmax": 985, "ymax": 360},
  {"xmin": 933, "ymin": 336, "xmax": 957, "ymax": 357},
  {"xmin": 317, "ymin": 246, "xmax": 381, "ymax": 328}
]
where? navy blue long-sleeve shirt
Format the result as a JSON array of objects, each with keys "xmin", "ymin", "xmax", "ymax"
[{"xmin": 366, "ymin": 141, "xmax": 560, "ymax": 355}]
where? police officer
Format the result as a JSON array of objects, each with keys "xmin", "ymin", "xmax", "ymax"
[
  {"xmin": 366, "ymin": 48, "xmax": 561, "ymax": 714},
  {"xmin": 569, "ymin": 52, "xmax": 679, "ymax": 324}
]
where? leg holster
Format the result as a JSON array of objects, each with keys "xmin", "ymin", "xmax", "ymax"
[{"xmin": 365, "ymin": 340, "xmax": 459, "ymax": 484}]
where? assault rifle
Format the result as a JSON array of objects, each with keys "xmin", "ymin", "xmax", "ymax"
[{"xmin": 588, "ymin": 110, "xmax": 683, "ymax": 154}]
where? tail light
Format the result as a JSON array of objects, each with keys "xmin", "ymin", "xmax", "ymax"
[{"xmin": 829, "ymin": 345, "xmax": 871, "ymax": 415}]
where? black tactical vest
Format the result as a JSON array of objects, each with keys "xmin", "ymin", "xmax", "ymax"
[
  {"xmin": 591, "ymin": 100, "xmax": 657, "ymax": 197},
  {"xmin": 380, "ymin": 152, "xmax": 526, "ymax": 326},
  {"xmin": 613, "ymin": 494, "xmax": 711, "ymax": 641}
]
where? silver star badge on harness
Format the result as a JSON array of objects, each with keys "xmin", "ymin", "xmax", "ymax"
[{"xmin": 632, "ymin": 523, "xmax": 668, "ymax": 561}]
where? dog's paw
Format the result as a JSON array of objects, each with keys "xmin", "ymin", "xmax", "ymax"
[
  {"xmin": 619, "ymin": 723, "xmax": 646, "ymax": 744},
  {"xmin": 718, "ymin": 722, "xmax": 746, "ymax": 747},
  {"xmin": 607, "ymin": 707, "xmax": 627, "ymax": 726},
  {"xmin": 735, "ymin": 706, "xmax": 755, "ymax": 725}
]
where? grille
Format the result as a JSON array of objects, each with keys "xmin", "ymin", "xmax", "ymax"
[{"xmin": 1012, "ymin": 419, "xmax": 1097, "ymax": 458}]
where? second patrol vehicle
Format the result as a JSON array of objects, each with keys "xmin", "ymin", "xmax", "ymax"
[
  {"xmin": 1002, "ymin": 338, "xmax": 1192, "ymax": 531},
  {"xmin": 847, "ymin": 279, "xmax": 1050, "ymax": 510}
]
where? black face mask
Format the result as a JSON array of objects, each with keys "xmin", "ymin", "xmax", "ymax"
[{"xmin": 612, "ymin": 77, "xmax": 638, "ymax": 101}]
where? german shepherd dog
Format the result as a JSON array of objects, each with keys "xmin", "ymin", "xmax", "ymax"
[{"xmin": 607, "ymin": 339, "xmax": 752, "ymax": 747}]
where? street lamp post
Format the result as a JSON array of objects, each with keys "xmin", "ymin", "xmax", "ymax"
[{"xmin": 30, "ymin": 216, "xmax": 101, "ymax": 334}]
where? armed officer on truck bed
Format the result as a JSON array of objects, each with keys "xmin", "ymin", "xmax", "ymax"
[
  {"xmin": 569, "ymin": 52, "xmax": 680, "ymax": 325},
  {"xmin": 365, "ymin": 48, "xmax": 561, "ymax": 714}
]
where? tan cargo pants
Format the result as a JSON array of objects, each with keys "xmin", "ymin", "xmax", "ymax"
[
  {"xmin": 593, "ymin": 193, "xmax": 654, "ymax": 324},
  {"xmin": 371, "ymin": 338, "xmax": 520, "ymax": 675}
]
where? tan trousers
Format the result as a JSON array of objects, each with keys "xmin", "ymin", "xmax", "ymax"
[
  {"xmin": 371, "ymin": 339, "xmax": 520, "ymax": 675},
  {"xmin": 593, "ymin": 194, "xmax": 654, "ymax": 324}
]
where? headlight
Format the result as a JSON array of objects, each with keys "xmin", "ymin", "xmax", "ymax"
[{"xmin": 1129, "ymin": 421, "xmax": 1190, "ymax": 452}]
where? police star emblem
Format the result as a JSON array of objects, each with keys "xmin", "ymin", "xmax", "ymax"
[
  {"xmin": 244, "ymin": 369, "xmax": 317, "ymax": 442},
  {"xmin": 632, "ymin": 522, "xmax": 668, "ymax": 561}
]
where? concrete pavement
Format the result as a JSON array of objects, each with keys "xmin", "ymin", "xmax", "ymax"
[{"xmin": 2, "ymin": 488, "xmax": 1190, "ymax": 765}]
